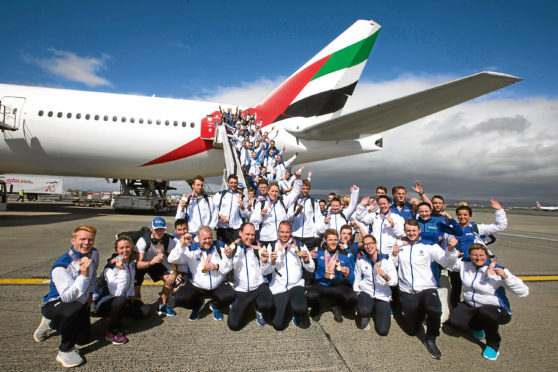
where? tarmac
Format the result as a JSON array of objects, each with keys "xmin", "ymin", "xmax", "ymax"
[{"xmin": 1, "ymin": 202, "xmax": 557, "ymax": 371}]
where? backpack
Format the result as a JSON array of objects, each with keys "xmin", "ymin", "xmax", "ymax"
[
  {"xmin": 117, "ymin": 227, "xmax": 172, "ymax": 255},
  {"xmin": 190, "ymin": 240, "xmax": 224, "ymax": 259},
  {"xmin": 259, "ymin": 198, "xmax": 287, "ymax": 214},
  {"xmin": 183, "ymin": 193, "xmax": 212, "ymax": 222},
  {"xmin": 217, "ymin": 189, "xmax": 242, "ymax": 212},
  {"xmin": 291, "ymin": 197, "xmax": 316, "ymax": 221},
  {"xmin": 470, "ymin": 221, "xmax": 496, "ymax": 246}
]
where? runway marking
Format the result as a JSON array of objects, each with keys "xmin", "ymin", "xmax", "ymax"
[
  {"xmin": 1, "ymin": 276, "xmax": 558, "ymax": 285},
  {"xmin": 0, "ymin": 278, "xmax": 164, "ymax": 285},
  {"xmin": 499, "ymin": 232, "xmax": 558, "ymax": 242},
  {"xmin": 518, "ymin": 276, "xmax": 558, "ymax": 281}
]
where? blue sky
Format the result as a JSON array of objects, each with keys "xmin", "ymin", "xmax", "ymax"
[
  {"xmin": 2, "ymin": 0, "xmax": 556, "ymax": 99},
  {"xmin": 1, "ymin": 0, "xmax": 557, "ymax": 204}
]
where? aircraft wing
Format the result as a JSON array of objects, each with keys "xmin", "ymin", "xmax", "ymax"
[{"xmin": 287, "ymin": 71, "xmax": 522, "ymax": 141}]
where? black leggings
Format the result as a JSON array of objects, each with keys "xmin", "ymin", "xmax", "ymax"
[
  {"xmin": 399, "ymin": 288, "xmax": 442, "ymax": 340},
  {"xmin": 97, "ymin": 296, "xmax": 151, "ymax": 332},
  {"xmin": 448, "ymin": 270, "xmax": 463, "ymax": 309},
  {"xmin": 42, "ymin": 300, "xmax": 90, "ymax": 352},
  {"xmin": 271, "ymin": 286, "xmax": 308, "ymax": 330},
  {"xmin": 356, "ymin": 292, "xmax": 391, "ymax": 336},
  {"xmin": 448, "ymin": 302, "xmax": 511, "ymax": 350},
  {"xmin": 306, "ymin": 282, "xmax": 357, "ymax": 310},
  {"xmin": 216, "ymin": 228, "xmax": 239, "ymax": 244},
  {"xmin": 227, "ymin": 284, "xmax": 273, "ymax": 331},
  {"xmin": 174, "ymin": 281, "xmax": 235, "ymax": 310}
]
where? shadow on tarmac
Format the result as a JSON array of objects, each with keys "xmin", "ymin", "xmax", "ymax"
[
  {"xmin": 1, "ymin": 202, "xmax": 176, "ymax": 227},
  {"xmin": 441, "ymin": 322, "xmax": 485, "ymax": 351},
  {"xmin": 82, "ymin": 303, "xmax": 164, "ymax": 356}
]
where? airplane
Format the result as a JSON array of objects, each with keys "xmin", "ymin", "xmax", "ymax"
[
  {"xmin": 536, "ymin": 201, "xmax": 558, "ymax": 211},
  {"xmin": 0, "ymin": 19, "xmax": 521, "ymax": 207}
]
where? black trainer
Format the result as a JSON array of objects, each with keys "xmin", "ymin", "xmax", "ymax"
[
  {"xmin": 359, "ymin": 316, "xmax": 370, "ymax": 330},
  {"xmin": 425, "ymin": 338, "xmax": 442, "ymax": 360},
  {"xmin": 332, "ymin": 305, "xmax": 343, "ymax": 323},
  {"xmin": 309, "ymin": 305, "xmax": 320, "ymax": 321}
]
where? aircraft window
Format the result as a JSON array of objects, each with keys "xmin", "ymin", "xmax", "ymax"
[
  {"xmin": 103, "ymin": 115, "xmax": 109, "ymax": 121},
  {"xmin": 76, "ymin": 113, "xmax": 81, "ymax": 119},
  {"xmin": 165, "ymin": 120, "xmax": 170, "ymax": 126},
  {"xmin": 148, "ymin": 119, "xmax": 152, "ymax": 124},
  {"xmin": 112, "ymin": 116, "xmax": 117, "ymax": 122},
  {"xmin": 38, "ymin": 110, "xmax": 44, "ymax": 116},
  {"xmin": 66, "ymin": 113, "xmax": 72, "ymax": 119},
  {"xmin": 85, "ymin": 114, "xmax": 91, "ymax": 120},
  {"xmin": 156, "ymin": 120, "xmax": 161, "ymax": 125},
  {"xmin": 173, "ymin": 120, "xmax": 178, "ymax": 127},
  {"xmin": 182, "ymin": 121, "xmax": 186, "ymax": 127},
  {"xmin": 95, "ymin": 115, "xmax": 100, "ymax": 120},
  {"xmin": 130, "ymin": 118, "xmax": 135, "ymax": 123},
  {"xmin": 190, "ymin": 122, "xmax": 195, "ymax": 128},
  {"xmin": 57, "ymin": 112, "xmax": 63, "ymax": 118},
  {"xmin": 139, "ymin": 118, "xmax": 144, "ymax": 124},
  {"xmin": 121, "ymin": 117, "xmax": 126, "ymax": 123},
  {"xmin": 48, "ymin": 111, "xmax": 53, "ymax": 117}
]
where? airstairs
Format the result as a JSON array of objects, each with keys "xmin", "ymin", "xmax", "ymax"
[
  {"xmin": 0, "ymin": 101, "xmax": 21, "ymax": 131},
  {"xmin": 213, "ymin": 124, "xmax": 248, "ymax": 197}
]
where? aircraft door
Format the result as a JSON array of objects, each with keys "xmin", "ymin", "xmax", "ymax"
[
  {"xmin": 0, "ymin": 96, "xmax": 26, "ymax": 131},
  {"xmin": 200, "ymin": 110, "xmax": 221, "ymax": 140}
]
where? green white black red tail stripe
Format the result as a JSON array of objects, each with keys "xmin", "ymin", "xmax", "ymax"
[{"xmin": 254, "ymin": 20, "xmax": 381, "ymax": 125}]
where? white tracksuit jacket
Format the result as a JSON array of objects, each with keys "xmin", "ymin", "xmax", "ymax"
[
  {"xmin": 250, "ymin": 179, "xmax": 302, "ymax": 241},
  {"xmin": 355, "ymin": 205, "xmax": 405, "ymax": 255},
  {"xmin": 394, "ymin": 241, "xmax": 458, "ymax": 294},
  {"xmin": 353, "ymin": 255, "xmax": 398, "ymax": 301},
  {"xmin": 167, "ymin": 243, "xmax": 232, "ymax": 291},
  {"xmin": 262, "ymin": 242, "xmax": 315, "ymax": 294},
  {"xmin": 457, "ymin": 259, "xmax": 528, "ymax": 313}
]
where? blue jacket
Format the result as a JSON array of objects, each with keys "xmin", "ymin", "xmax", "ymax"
[
  {"xmin": 455, "ymin": 223, "xmax": 478, "ymax": 259},
  {"xmin": 313, "ymin": 245, "xmax": 355, "ymax": 286},
  {"xmin": 417, "ymin": 217, "xmax": 463, "ymax": 245},
  {"xmin": 390, "ymin": 202, "xmax": 414, "ymax": 221}
]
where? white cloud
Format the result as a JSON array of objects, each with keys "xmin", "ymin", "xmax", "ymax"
[
  {"xmin": 194, "ymin": 77, "xmax": 285, "ymax": 106},
  {"xmin": 26, "ymin": 49, "xmax": 111, "ymax": 87},
  {"xmin": 199, "ymin": 75, "xmax": 558, "ymax": 205}
]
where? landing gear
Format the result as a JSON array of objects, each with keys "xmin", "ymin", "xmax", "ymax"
[{"xmin": 112, "ymin": 179, "xmax": 174, "ymax": 213}]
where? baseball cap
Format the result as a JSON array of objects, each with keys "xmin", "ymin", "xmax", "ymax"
[{"xmin": 152, "ymin": 217, "xmax": 167, "ymax": 230}]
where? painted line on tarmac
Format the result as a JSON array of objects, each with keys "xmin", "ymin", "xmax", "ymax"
[
  {"xmin": 0, "ymin": 278, "xmax": 163, "ymax": 285},
  {"xmin": 518, "ymin": 275, "xmax": 558, "ymax": 281},
  {"xmin": 1, "ymin": 276, "xmax": 558, "ymax": 285},
  {"xmin": 499, "ymin": 232, "xmax": 558, "ymax": 242}
]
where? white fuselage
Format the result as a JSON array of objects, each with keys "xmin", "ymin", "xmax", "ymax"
[
  {"xmin": 0, "ymin": 84, "xmax": 381, "ymax": 180},
  {"xmin": 537, "ymin": 205, "xmax": 558, "ymax": 211}
]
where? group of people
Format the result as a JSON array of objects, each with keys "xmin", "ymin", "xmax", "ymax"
[
  {"xmin": 34, "ymin": 167, "xmax": 529, "ymax": 368},
  {"xmin": 218, "ymin": 107, "xmax": 301, "ymax": 193}
]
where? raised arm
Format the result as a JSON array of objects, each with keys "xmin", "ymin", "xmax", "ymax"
[
  {"xmin": 411, "ymin": 180, "xmax": 432, "ymax": 207},
  {"xmin": 477, "ymin": 199, "xmax": 508, "ymax": 235}
]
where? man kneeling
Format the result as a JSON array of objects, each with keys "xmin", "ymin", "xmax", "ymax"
[
  {"xmin": 34, "ymin": 225, "xmax": 100, "ymax": 368},
  {"xmin": 227, "ymin": 223, "xmax": 274, "ymax": 330},
  {"xmin": 263, "ymin": 221, "xmax": 315, "ymax": 330},
  {"xmin": 167, "ymin": 226, "xmax": 235, "ymax": 321}
]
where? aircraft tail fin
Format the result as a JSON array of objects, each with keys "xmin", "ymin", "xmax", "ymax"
[
  {"xmin": 253, "ymin": 19, "xmax": 381, "ymax": 125},
  {"xmin": 536, "ymin": 201, "xmax": 541, "ymax": 209}
]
